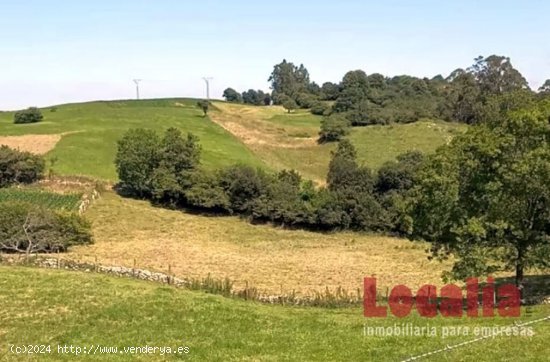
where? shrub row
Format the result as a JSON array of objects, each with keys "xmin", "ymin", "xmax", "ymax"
[{"xmin": 116, "ymin": 128, "xmax": 424, "ymax": 233}]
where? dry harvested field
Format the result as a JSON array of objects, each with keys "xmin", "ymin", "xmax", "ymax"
[
  {"xmin": 68, "ymin": 191, "xmax": 451, "ymax": 296},
  {"xmin": 0, "ymin": 133, "xmax": 63, "ymax": 154}
]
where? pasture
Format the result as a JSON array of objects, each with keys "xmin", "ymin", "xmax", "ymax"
[
  {"xmin": 0, "ymin": 99, "xmax": 265, "ymax": 180},
  {"xmin": 1, "ymin": 267, "xmax": 548, "ymax": 361}
]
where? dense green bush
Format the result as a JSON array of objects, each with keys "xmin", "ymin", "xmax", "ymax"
[
  {"xmin": 115, "ymin": 129, "xmax": 161, "ymax": 197},
  {"xmin": 13, "ymin": 107, "xmax": 43, "ymax": 124},
  {"xmin": 218, "ymin": 164, "xmax": 271, "ymax": 214},
  {"xmin": 295, "ymin": 93, "xmax": 317, "ymax": 109},
  {"xmin": 116, "ymin": 128, "xmax": 202, "ymax": 203},
  {"xmin": 310, "ymin": 102, "xmax": 331, "ymax": 116},
  {"xmin": 0, "ymin": 201, "xmax": 92, "ymax": 253},
  {"xmin": 184, "ymin": 170, "xmax": 230, "ymax": 211},
  {"xmin": 0, "ymin": 146, "xmax": 45, "ymax": 187},
  {"xmin": 318, "ymin": 115, "xmax": 350, "ymax": 143}
]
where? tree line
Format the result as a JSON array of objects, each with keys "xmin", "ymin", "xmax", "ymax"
[{"xmin": 223, "ymin": 56, "xmax": 550, "ymax": 144}]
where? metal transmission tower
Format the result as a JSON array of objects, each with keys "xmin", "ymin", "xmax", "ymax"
[
  {"xmin": 202, "ymin": 77, "xmax": 213, "ymax": 101},
  {"xmin": 133, "ymin": 79, "xmax": 142, "ymax": 100}
]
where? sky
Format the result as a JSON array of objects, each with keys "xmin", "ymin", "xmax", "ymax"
[{"xmin": 1, "ymin": 0, "xmax": 549, "ymax": 110}]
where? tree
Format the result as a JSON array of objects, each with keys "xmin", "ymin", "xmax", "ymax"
[
  {"xmin": 197, "ymin": 100, "xmax": 209, "ymax": 116},
  {"xmin": 469, "ymin": 55, "xmax": 529, "ymax": 96},
  {"xmin": 0, "ymin": 146, "xmax": 45, "ymax": 187},
  {"xmin": 295, "ymin": 92, "xmax": 316, "ymax": 109},
  {"xmin": 222, "ymin": 88, "xmax": 242, "ymax": 102},
  {"xmin": 280, "ymin": 95, "xmax": 298, "ymax": 113},
  {"xmin": 443, "ymin": 72, "xmax": 482, "ymax": 123},
  {"xmin": 538, "ymin": 79, "xmax": 550, "ymax": 94},
  {"xmin": 320, "ymin": 82, "xmax": 340, "ymax": 101},
  {"xmin": 376, "ymin": 151, "xmax": 424, "ymax": 194},
  {"xmin": 151, "ymin": 128, "xmax": 202, "ymax": 203},
  {"xmin": 333, "ymin": 70, "xmax": 370, "ymax": 113},
  {"xmin": 14, "ymin": 107, "xmax": 43, "ymax": 124},
  {"xmin": 184, "ymin": 170, "xmax": 230, "ymax": 211},
  {"xmin": 268, "ymin": 59, "xmax": 310, "ymax": 101},
  {"xmin": 263, "ymin": 93, "xmax": 272, "ymax": 106},
  {"xmin": 219, "ymin": 164, "xmax": 270, "ymax": 213},
  {"xmin": 310, "ymin": 101, "xmax": 330, "ymax": 116},
  {"xmin": 318, "ymin": 115, "xmax": 350, "ymax": 143},
  {"xmin": 409, "ymin": 106, "xmax": 550, "ymax": 298},
  {"xmin": 327, "ymin": 139, "xmax": 373, "ymax": 192},
  {"xmin": 115, "ymin": 129, "xmax": 160, "ymax": 197},
  {"xmin": 242, "ymin": 89, "xmax": 267, "ymax": 105},
  {"xmin": 0, "ymin": 202, "xmax": 92, "ymax": 255}
]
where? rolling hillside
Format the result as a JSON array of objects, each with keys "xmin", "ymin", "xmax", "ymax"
[
  {"xmin": 0, "ymin": 99, "xmax": 465, "ymax": 182},
  {"xmin": 210, "ymin": 102, "xmax": 466, "ymax": 182},
  {"xmin": 0, "ymin": 99, "xmax": 265, "ymax": 180}
]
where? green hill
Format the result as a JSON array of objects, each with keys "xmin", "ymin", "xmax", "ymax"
[
  {"xmin": 0, "ymin": 99, "xmax": 466, "ymax": 182},
  {"xmin": 0, "ymin": 99, "xmax": 265, "ymax": 180},
  {"xmin": 1, "ymin": 267, "xmax": 548, "ymax": 361}
]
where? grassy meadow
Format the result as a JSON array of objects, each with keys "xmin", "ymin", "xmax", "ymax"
[
  {"xmin": 210, "ymin": 102, "xmax": 466, "ymax": 183},
  {"xmin": 0, "ymin": 99, "xmax": 465, "ymax": 183},
  {"xmin": 0, "ymin": 99, "xmax": 265, "ymax": 180},
  {"xmin": 1, "ymin": 267, "xmax": 548, "ymax": 362}
]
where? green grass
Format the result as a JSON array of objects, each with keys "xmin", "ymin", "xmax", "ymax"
[
  {"xmin": 0, "ymin": 188, "xmax": 81, "ymax": 211},
  {"xmin": 210, "ymin": 103, "xmax": 466, "ymax": 183},
  {"xmin": 0, "ymin": 267, "xmax": 548, "ymax": 361},
  {"xmin": 349, "ymin": 119, "xmax": 467, "ymax": 169},
  {"xmin": 0, "ymin": 99, "xmax": 265, "ymax": 180},
  {"xmin": 0, "ymin": 100, "xmax": 465, "ymax": 182}
]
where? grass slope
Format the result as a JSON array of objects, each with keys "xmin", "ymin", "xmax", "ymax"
[
  {"xmin": 0, "ymin": 267, "xmax": 548, "ymax": 361},
  {"xmin": 349, "ymin": 120, "xmax": 467, "ymax": 169},
  {"xmin": 210, "ymin": 102, "xmax": 466, "ymax": 183},
  {"xmin": 0, "ymin": 99, "xmax": 265, "ymax": 180}
]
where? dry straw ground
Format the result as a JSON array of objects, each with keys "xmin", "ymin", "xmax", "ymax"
[
  {"xmin": 68, "ymin": 191, "xmax": 451, "ymax": 296},
  {"xmin": 0, "ymin": 134, "xmax": 63, "ymax": 154}
]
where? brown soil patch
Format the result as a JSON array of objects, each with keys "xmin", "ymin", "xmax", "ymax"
[{"xmin": 0, "ymin": 134, "xmax": 63, "ymax": 154}]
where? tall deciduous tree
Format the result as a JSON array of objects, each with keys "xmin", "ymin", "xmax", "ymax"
[
  {"xmin": 469, "ymin": 55, "xmax": 530, "ymax": 96},
  {"xmin": 409, "ymin": 105, "xmax": 550, "ymax": 298},
  {"xmin": 268, "ymin": 59, "xmax": 310, "ymax": 101}
]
